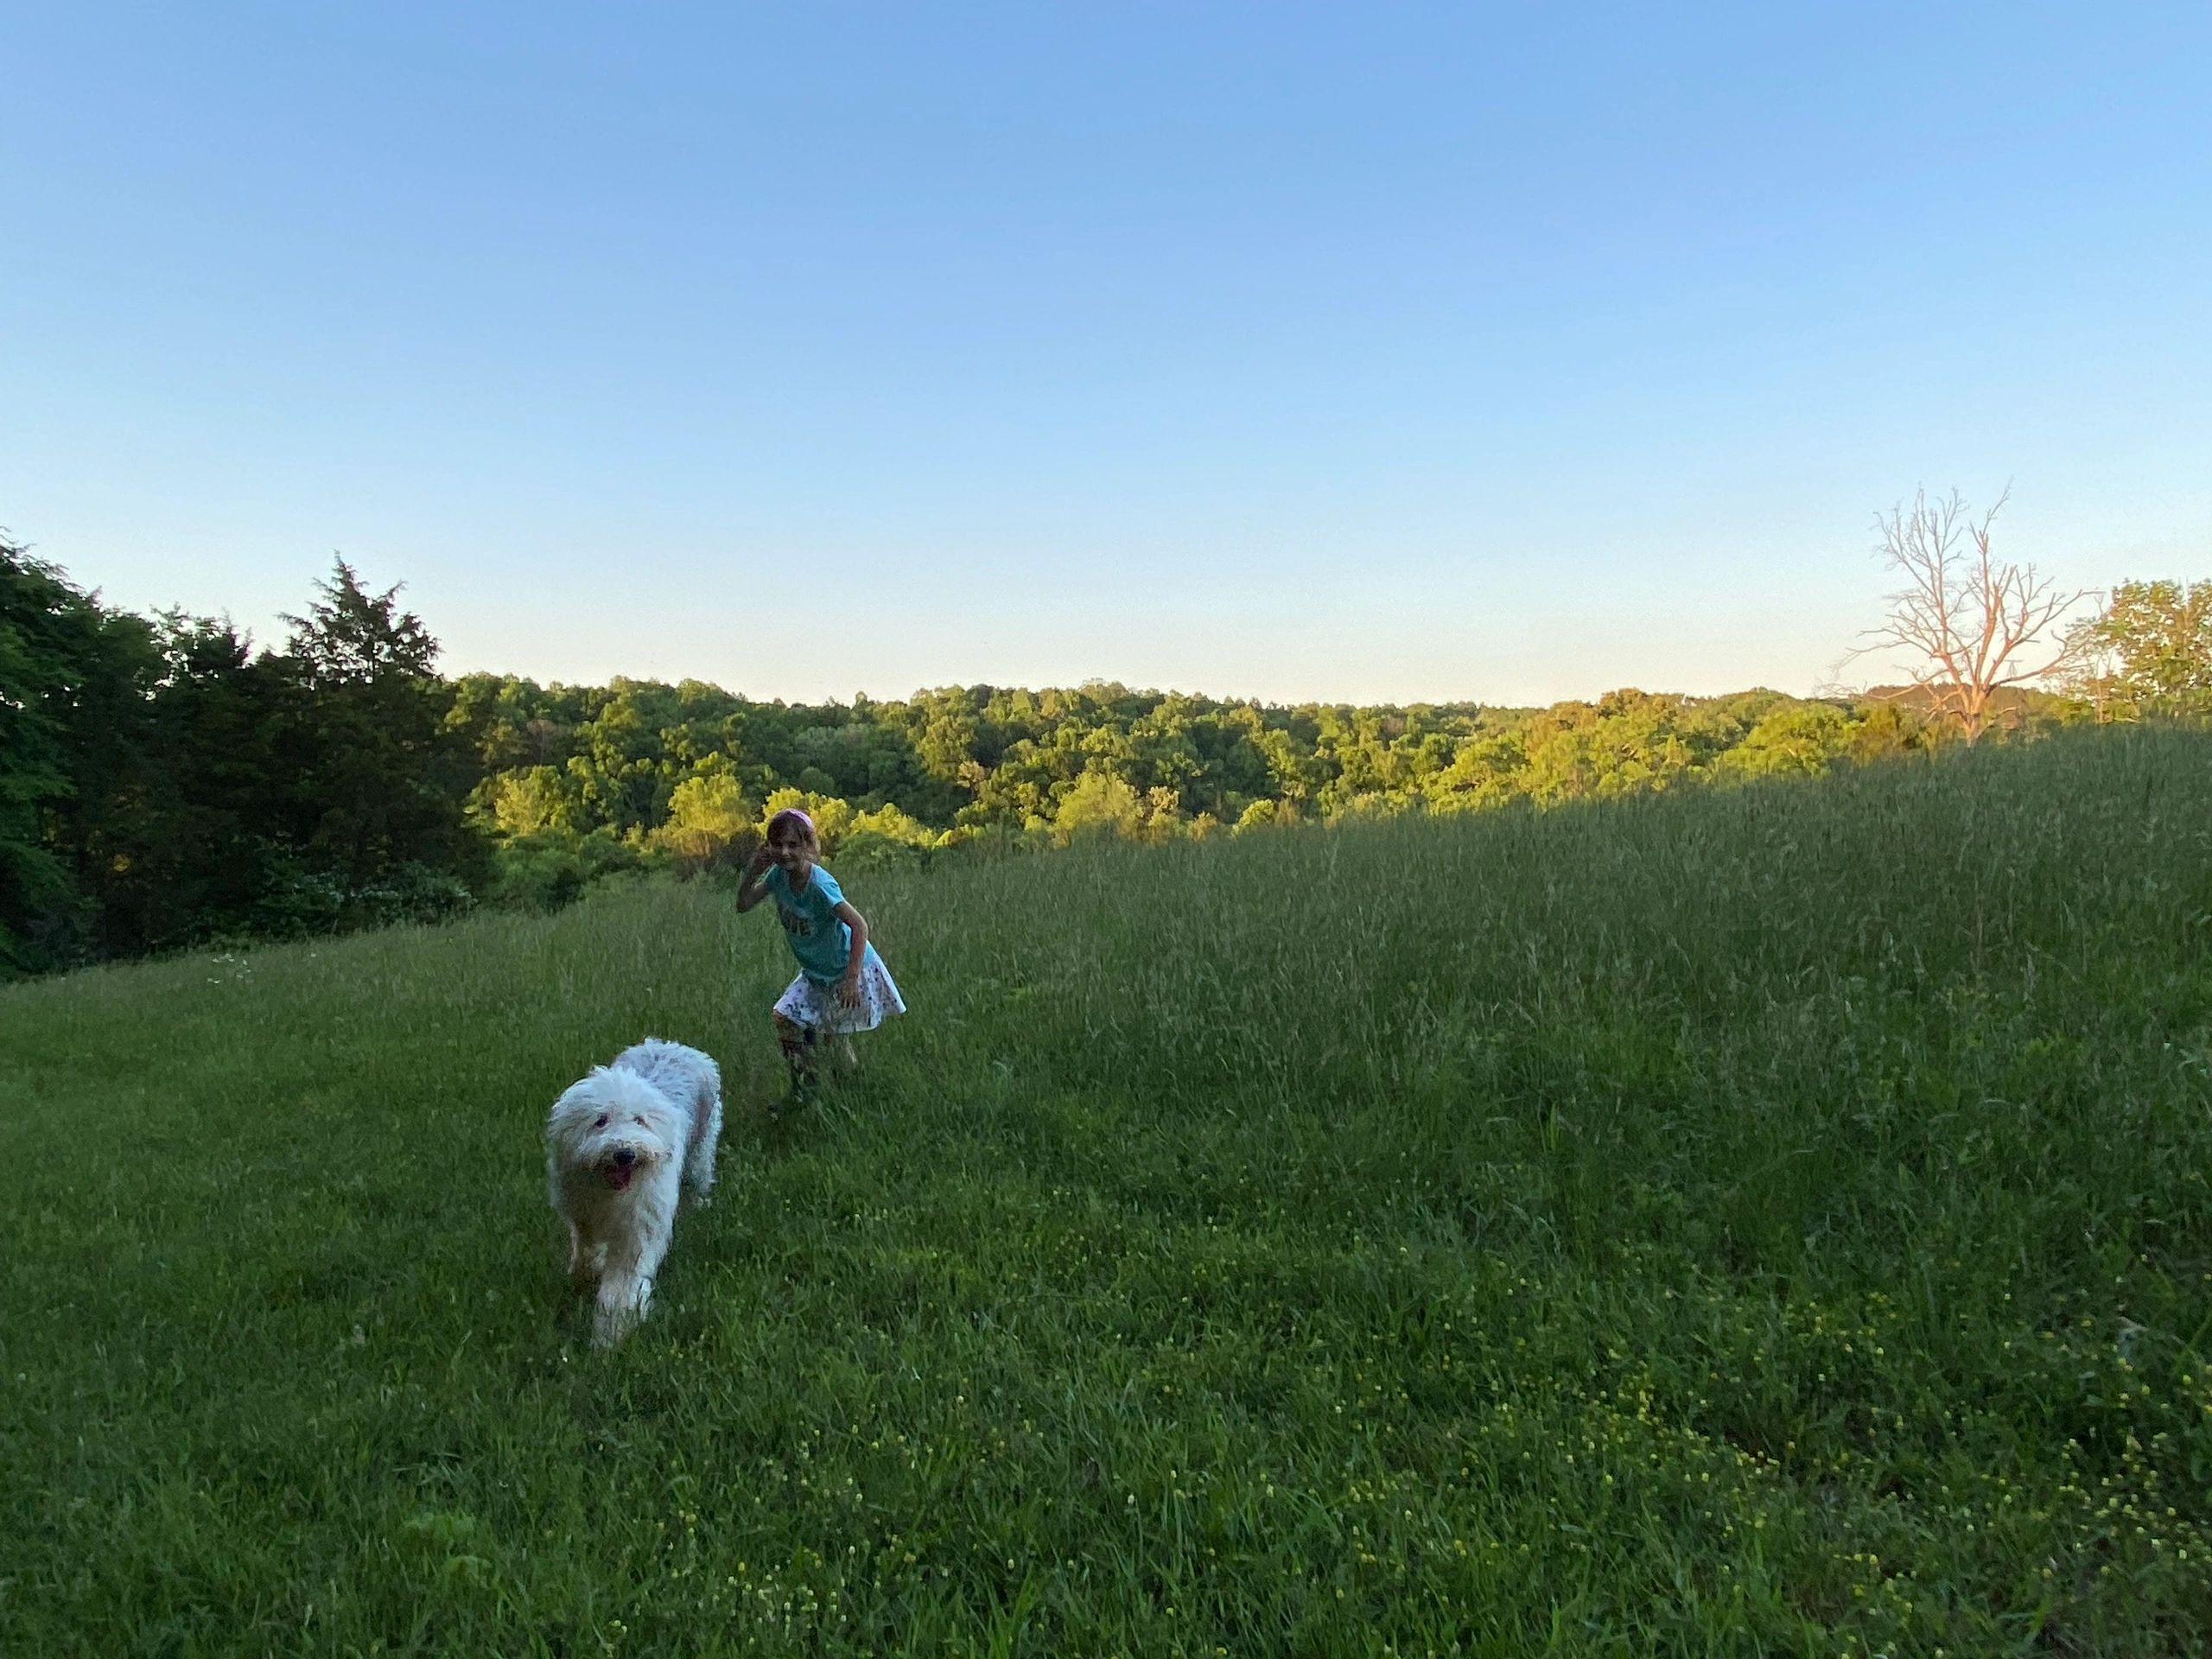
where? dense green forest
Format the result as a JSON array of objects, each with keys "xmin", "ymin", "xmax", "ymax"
[{"xmin": 4, "ymin": 539, "xmax": 2204, "ymax": 976}]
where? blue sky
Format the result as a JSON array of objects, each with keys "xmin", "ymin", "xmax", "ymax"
[{"xmin": 5, "ymin": 2, "xmax": 2207, "ymax": 704}]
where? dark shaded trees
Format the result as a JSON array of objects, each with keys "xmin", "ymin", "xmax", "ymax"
[
  {"xmin": 85, "ymin": 613, "xmax": 290, "ymax": 954},
  {"xmin": 0, "ymin": 537, "xmax": 162, "ymax": 969},
  {"xmin": 2, "ymin": 552, "xmax": 487, "ymax": 972}
]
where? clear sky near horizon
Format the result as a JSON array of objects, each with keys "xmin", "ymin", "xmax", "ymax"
[{"xmin": 5, "ymin": 3, "xmax": 2208, "ymax": 707}]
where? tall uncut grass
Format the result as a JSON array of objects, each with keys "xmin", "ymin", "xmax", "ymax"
[{"xmin": 4, "ymin": 728, "xmax": 2209, "ymax": 1656}]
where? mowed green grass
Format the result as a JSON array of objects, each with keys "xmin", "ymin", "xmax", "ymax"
[{"xmin": 4, "ymin": 731, "xmax": 2211, "ymax": 1657}]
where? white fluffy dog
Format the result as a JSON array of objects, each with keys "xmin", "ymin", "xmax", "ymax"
[{"xmin": 545, "ymin": 1039, "xmax": 723, "ymax": 1346}]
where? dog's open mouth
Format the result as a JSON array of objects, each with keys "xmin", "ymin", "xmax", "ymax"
[{"xmin": 605, "ymin": 1164, "xmax": 635, "ymax": 1192}]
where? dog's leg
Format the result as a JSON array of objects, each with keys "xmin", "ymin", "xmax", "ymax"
[
  {"xmin": 683, "ymin": 1083, "xmax": 723, "ymax": 1206},
  {"xmin": 567, "ymin": 1217, "xmax": 606, "ymax": 1298},
  {"xmin": 592, "ymin": 1178, "xmax": 677, "ymax": 1347},
  {"xmin": 592, "ymin": 1251, "xmax": 652, "ymax": 1346},
  {"xmin": 593, "ymin": 1229, "xmax": 673, "ymax": 1345}
]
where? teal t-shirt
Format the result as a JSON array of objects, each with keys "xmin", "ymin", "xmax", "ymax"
[{"xmin": 763, "ymin": 863, "xmax": 854, "ymax": 983}]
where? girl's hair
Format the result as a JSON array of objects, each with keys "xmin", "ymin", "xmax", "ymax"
[{"xmin": 766, "ymin": 807, "xmax": 818, "ymax": 848}]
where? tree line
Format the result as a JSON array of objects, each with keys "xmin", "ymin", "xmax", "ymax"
[{"xmin": 3, "ymin": 535, "xmax": 2205, "ymax": 976}]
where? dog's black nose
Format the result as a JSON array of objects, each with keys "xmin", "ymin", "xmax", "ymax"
[{"xmin": 612, "ymin": 1147, "xmax": 636, "ymax": 1168}]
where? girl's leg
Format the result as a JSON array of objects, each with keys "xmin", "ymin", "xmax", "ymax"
[{"xmin": 772, "ymin": 1012, "xmax": 819, "ymax": 1098}]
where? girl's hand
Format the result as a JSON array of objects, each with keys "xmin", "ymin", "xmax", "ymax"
[
  {"xmin": 743, "ymin": 842, "xmax": 773, "ymax": 880},
  {"xmin": 835, "ymin": 974, "xmax": 861, "ymax": 1009}
]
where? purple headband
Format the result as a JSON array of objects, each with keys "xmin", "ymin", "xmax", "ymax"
[{"xmin": 771, "ymin": 807, "xmax": 815, "ymax": 836}]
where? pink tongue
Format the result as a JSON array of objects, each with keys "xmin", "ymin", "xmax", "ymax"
[{"xmin": 608, "ymin": 1166, "xmax": 634, "ymax": 1191}]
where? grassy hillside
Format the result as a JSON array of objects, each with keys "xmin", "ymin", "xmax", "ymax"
[{"xmin": 4, "ymin": 728, "xmax": 2209, "ymax": 1656}]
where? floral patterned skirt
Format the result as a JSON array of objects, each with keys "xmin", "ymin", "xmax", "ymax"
[{"xmin": 772, "ymin": 948, "xmax": 906, "ymax": 1035}]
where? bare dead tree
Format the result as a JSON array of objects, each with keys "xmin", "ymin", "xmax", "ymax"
[{"xmin": 1858, "ymin": 486, "xmax": 2092, "ymax": 742}]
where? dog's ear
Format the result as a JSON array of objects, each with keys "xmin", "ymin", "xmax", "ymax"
[{"xmin": 546, "ymin": 1078, "xmax": 605, "ymax": 1147}]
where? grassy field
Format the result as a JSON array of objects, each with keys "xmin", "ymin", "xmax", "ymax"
[{"xmin": 4, "ymin": 728, "xmax": 2210, "ymax": 1656}]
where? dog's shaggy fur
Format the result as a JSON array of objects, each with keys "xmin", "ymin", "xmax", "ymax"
[{"xmin": 545, "ymin": 1039, "xmax": 723, "ymax": 1346}]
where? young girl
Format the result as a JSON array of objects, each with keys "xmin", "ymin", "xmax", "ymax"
[{"xmin": 736, "ymin": 807, "xmax": 906, "ymax": 1103}]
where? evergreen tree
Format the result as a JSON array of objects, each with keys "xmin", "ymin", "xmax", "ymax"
[{"xmin": 270, "ymin": 559, "xmax": 486, "ymax": 897}]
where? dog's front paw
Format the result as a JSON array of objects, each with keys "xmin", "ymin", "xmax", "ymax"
[
  {"xmin": 592, "ymin": 1305, "xmax": 640, "ymax": 1347},
  {"xmin": 592, "ymin": 1271, "xmax": 653, "ymax": 1346}
]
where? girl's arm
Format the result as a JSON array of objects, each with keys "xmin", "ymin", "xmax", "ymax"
[
  {"xmin": 833, "ymin": 900, "xmax": 869, "ymax": 1004},
  {"xmin": 735, "ymin": 844, "xmax": 775, "ymax": 913}
]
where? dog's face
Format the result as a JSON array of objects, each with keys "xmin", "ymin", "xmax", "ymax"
[{"xmin": 547, "ymin": 1071, "xmax": 679, "ymax": 1193}]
